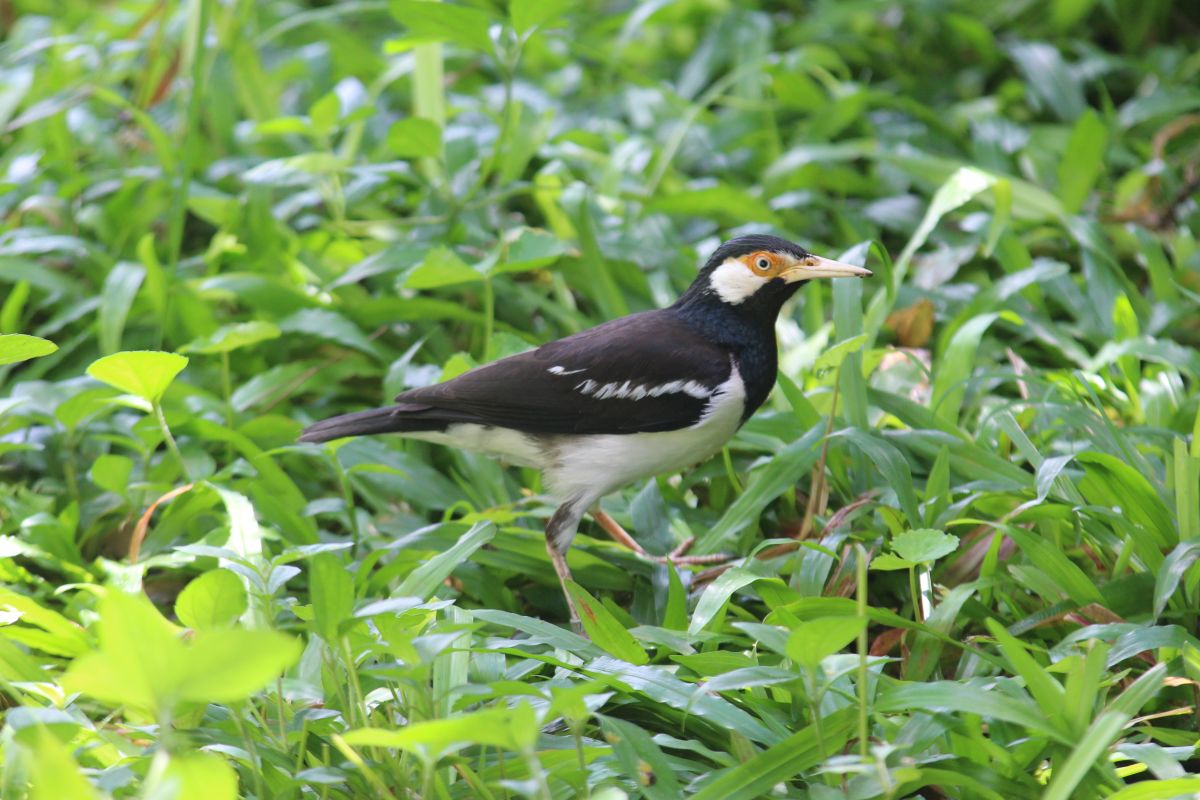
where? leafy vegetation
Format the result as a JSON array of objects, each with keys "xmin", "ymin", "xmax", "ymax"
[{"xmin": 2, "ymin": 0, "xmax": 1199, "ymax": 797}]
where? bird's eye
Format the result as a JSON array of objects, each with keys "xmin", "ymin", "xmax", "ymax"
[{"xmin": 755, "ymin": 256, "xmax": 771, "ymax": 270}]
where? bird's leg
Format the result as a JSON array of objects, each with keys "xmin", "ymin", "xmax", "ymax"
[
  {"xmin": 590, "ymin": 509, "xmax": 648, "ymax": 555},
  {"xmin": 546, "ymin": 502, "xmax": 584, "ymax": 630},
  {"xmin": 590, "ymin": 509, "xmax": 732, "ymax": 566}
]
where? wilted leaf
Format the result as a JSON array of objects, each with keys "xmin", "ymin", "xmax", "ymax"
[{"xmin": 886, "ymin": 299, "xmax": 935, "ymax": 347}]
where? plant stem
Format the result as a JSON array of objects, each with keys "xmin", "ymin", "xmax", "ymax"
[
  {"xmin": 413, "ymin": 36, "xmax": 446, "ymax": 189},
  {"xmin": 806, "ymin": 671, "xmax": 827, "ymax": 763},
  {"xmin": 480, "ymin": 276, "xmax": 495, "ymax": 361},
  {"xmin": 856, "ymin": 544, "xmax": 870, "ymax": 759},
  {"xmin": 336, "ymin": 459, "xmax": 362, "ymax": 554},
  {"xmin": 153, "ymin": 401, "xmax": 191, "ymax": 481},
  {"xmin": 166, "ymin": 0, "xmax": 212, "ymax": 271}
]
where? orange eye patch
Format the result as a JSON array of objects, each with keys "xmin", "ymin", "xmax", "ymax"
[{"xmin": 739, "ymin": 251, "xmax": 785, "ymax": 278}]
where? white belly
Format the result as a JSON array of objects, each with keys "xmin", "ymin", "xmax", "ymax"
[
  {"xmin": 543, "ymin": 367, "xmax": 746, "ymax": 505},
  {"xmin": 404, "ymin": 424, "xmax": 545, "ymax": 468}
]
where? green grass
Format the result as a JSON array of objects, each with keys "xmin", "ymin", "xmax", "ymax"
[{"xmin": 2, "ymin": 0, "xmax": 1200, "ymax": 797}]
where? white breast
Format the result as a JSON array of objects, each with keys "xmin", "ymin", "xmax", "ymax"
[{"xmin": 543, "ymin": 366, "xmax": 747, "ymax": 507}]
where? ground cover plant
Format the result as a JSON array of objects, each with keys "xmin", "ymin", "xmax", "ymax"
[{"xmin": 1, "ymin": 0, "xmax": 1199, "ymax": 797}]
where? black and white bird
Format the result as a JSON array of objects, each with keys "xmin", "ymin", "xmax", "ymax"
[{"xmin": 300, "ymin": 235, "xmax": 870, "ymax": 623}]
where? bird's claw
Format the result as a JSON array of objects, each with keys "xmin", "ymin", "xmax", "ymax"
[{"xmin": 650, "ymin": 536, "xmax": 732, "ymax": 567}]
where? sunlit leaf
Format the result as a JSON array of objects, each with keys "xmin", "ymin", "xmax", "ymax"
[
  {"xmin": 86, "ymin": 351, "xmax": 188, "ymax": 404},
  {"xmin": 180, "ymin": 321, "xmax": 281, "ymax": 354},
  {"xmin": 175, "ymin": 569, "xmax": 248, "ymax": 630},
  {"xmin": 0, "ymin": 333, "xmax": 57, "ymax": 366},
  {"xmin": 786, "ymin": 616, "xmax": 867, "ymax": 667},
  {"xmin": 387, "ymin": 117, "xmax": 442, "ymax": 158}
]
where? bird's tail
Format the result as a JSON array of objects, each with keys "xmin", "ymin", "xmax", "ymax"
[{"xmin": 298, "ymin": 406, "xmax": 409, "ymax": 444}]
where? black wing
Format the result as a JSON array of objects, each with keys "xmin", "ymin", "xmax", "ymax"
[{"xmin": 393, "ymin": 310, "xmax": 733, "ymax": 434}]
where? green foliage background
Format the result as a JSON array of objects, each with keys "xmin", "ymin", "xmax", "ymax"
[{"xmin": 1, "ymin": 0, "xmax": 1199, "ymax": 797}]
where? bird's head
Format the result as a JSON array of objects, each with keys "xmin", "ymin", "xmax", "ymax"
[
  {"xmin": 673, "ymin": 234, "xmax": 871, "ymax": 329},
  {"xmin": 694, "ymin": 233, "xmax": 870, "ymax": 302}
]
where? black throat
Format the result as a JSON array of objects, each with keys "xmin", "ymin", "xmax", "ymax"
[{"xmin": 669, "ymin": 278, "xmax": 803, "ymax": 421}]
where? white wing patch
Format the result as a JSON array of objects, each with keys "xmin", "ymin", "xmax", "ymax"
[
  {"xmin": 547, "ymin": 365, "xmax": 586, "ymax": 375},
  {"xmin": 574, "ymin": 378, "xmax": 712, "ymax": 401}
]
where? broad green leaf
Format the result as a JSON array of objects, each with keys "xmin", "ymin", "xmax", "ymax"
[
  {"xmin": 1175, "ymin": 437, "xmax": 1200, "ymax": 540},
  {"xmin": 473, "ymin": 609, "xmax": 606, "ymax": 659},
  {"xmin": 690, "ymin": 708, "xmax": 856, "ymax": 800},
  {"xmin": 581, "ymin": 657, "xmax": 777, "ymax": 744},
  {"xmin": 0, "ymin": 333, "xmax": 57, "ymax": 366},
  {"xmin": 0, "ymin": 588, "xmax": 90, "ymax": 658},
  {"xmin": 309, "ymin": 91, "xmax": 341, "ymax": 136},
  {"xmin": 1042, "ymin": 711, "xmax": 1132, "ymax": 800},
  {"xmin": 180, "ymin": 321, "xmax": 281, "ymax": 354},
  {"xmin": 812, "ymin": 333, "xmax": 868, "ymax": 377},
  {"xmin": 25, "ymin": 728, "xmax": 100, "ymax": 800},
  {"xmin": 0, "ymin": 636, "xmax": 48, "ymax": 682},
  {"xmin": 931, "ymin": 312, "xmax": 1005, "ymax": 424},
  {"xmin": 833, "ymin": 428, "xmax": 921, "ymax": 526},
  {"xmin": 510, "ymin": 0, "xmax": 573, "ymax": 35},
  {"xmin": 1058, "ymin": 109, "xmax": 1108, "ymax": 213},
  {"xmin": 662, "ymin": 563, "xmax": 688, "ymax": 630},
  {"xmin": 390, "ymin": 0, "xmax": 496, "ymax": 52},
  {"xmin": 175, "ymin": 569, "xmax": 248, "ymax": 630},
  {"xmin": 98, "ymin": 261, "xmax": 145, "ymax": 355},
  {"xmin": 144, "ymin": 752, "xmax": 237, "ymax": 800},
  {"xmin": 309, "ymin": 553, "xmax": 356, "ymax": 643},
  {"xmin": 564, "ymin": 581, "xmax": 649, "ymax": 665},
  {"xmin": 600, "ymin": 716, "xmax": 684, "ymax": 799},
  {"xmin": 1153, "ymin": 540, "xmax": 1200, "ymax": 618},
  {"xmin": 878, "ymin": 681, "xmax": 1070, "ymax": 742},
  {"xmin": 1003, "ymin": 524, "xmax": 1105, "ymax": 605},
  {"xmin": 62, "ymin": 590, "xmax": 182, "ymax": 715},
  {"xmin": 387, "ymin": 117, "xmax": 442, "ymax": 158},
  {"xmin": 688, "ymin": 567, "xmax": 762, "ymax": 635},
  {"xmin": 343, "ymin": 703, "xmax": 538, "ymax": 762},
  {"xmin": 86, "ymin": 350, "xmax": 188, "ymax": 404},
  {"xmin": 1077, "ymin": 452, "xmax": 1176, "ymax": 549},
  {"xmin": 177, "ymin": 628, "xmax": 301, "ymax": 703},
  {"xmin": 396, "ymin": 520, "xmax": 495, "ymax": 599},
  {"xmin": 870, "ymin": 553, "xmax": 914, "ymax": 571},
  {"xmin": 693, "ymin": 424, "xmax": 823, "ymax": 553},
  {"xmin": 89, "ymin": 453, "xmax": 133, "ymax": 496},
  {"xmin": 887, "ymin": 166, "xmax": 995, "ymax": 294},
  {"xmin": 278, "ymin": 309, "xmax": 382, "ymax": 359},
  {"xmin": 645, "ymin": 185, "xmax": 781, "ymax": 226},
  {"xmin": 892, "ymin": 529, "xmax": 959, "ymax": 563},
  {"xmin": 786, "ymin": 616, "xmax": 867, "ymax": 667},
  {"xmin": 404, "ymin": 246, "xmax": 484, "ymax": 290},
  {"xmin": 492, "ymin": 227, "xmax": 569, "ymax": 274},
  {"xmin": 984, "ymin": 619, "xmax": 1069, "ymax": 736},
  {"xmin": 1008, "ymin": 40, "xmax": 1085, "ymax": 121},
  {"xmin": 1107, "ymin": 779, "xmax": 1200, "ymax": 800}
]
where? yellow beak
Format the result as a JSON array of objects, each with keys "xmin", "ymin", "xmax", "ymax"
[{"xmin": 782, "ymin": 255, "xmax": 873, "ymax": 282}]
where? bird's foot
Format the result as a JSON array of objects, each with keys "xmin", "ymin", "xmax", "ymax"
[
  {"xmin": 650, "ymin": 536, "xmax": 732, "ymax": 567},
  {"xmin": 591, "ymin": 510, "xmax": 730, "ymax": 568}
]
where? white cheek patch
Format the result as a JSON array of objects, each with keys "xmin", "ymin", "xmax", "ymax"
[{"xmin": 708, "ymin": 258, "xmax": 767, "ymax": 305}]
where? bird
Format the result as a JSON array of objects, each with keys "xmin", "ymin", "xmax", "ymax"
[{"xmin": 299, "ymin": 234, "xmax": 871, "ymax": 625}]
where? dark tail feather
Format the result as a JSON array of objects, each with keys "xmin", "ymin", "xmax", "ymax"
[{"xmin": 299, "ymin": 406, "xmax": 409, "ymax": 443}]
